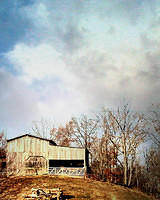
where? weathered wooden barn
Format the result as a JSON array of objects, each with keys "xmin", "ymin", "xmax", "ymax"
[{"xmin": 7, "ymin": 134, "xmax": 89, "ymax": 176}]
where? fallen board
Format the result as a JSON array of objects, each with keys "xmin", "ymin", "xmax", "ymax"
[{"xmin": 24, "ymin": 188, "xmax": 63, "ymax": 200}]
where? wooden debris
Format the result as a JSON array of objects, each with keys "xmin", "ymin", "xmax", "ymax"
[{"xmin": 24, "ymin": 187, "xmax": 63, "ymax": 200}]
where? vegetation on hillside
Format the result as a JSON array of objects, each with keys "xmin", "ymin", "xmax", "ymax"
[{"xmin": 1, "ymin": 103, "xmax": 160, "ymax": 198}]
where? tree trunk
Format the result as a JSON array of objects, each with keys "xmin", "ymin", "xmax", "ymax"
[
  {"xmin": 124, "ymin": 156, "xmax": 128, "ymax": 185},
  {"xmin": 136, "ymin": 164, "xmax": 139, "ymax": 189},
  {"xmin": 128, "ymin": 161, "xmax": 133, "ymax": 186},
  {"xmin": 123, "ymin": 135, "xmax": 128, "ymax": 186}
]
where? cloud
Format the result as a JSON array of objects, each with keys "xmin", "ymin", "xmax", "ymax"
[
  {"xmin": 56, "ymin": 23, "xmax": 86, "ymax": 53},
  {"xmin": 95, "ymin": 0, "xmax": 157, "ymax": 25},
  {"xmin": 5, "ymin": 34, "xmax": 160, "ymax": 116},
  {"xmin": 20, "ymin": 0, "xmax": 86, "ymax": 54},
  {"xmin": 140, "ymin": 33, "xmax": 160, "ymax": 50},
  {"xmin": 4, "ymin": 42, "xmax": 89, "ymax": 125},
  {"xmin": 0, "ymin": 69, "xmax": 39, "ymax": 132},
  {"xmin": 5, "ymin": 43, "xmax": 75, "ymax": 84},
  {"xmin": 0, "ymin": 0, "xmax": 33, "ymax": 53}
]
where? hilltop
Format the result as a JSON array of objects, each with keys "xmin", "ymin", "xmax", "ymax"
[{"xmin": 0, "ymin": 175, "xmax": 154, "ymax": 200}]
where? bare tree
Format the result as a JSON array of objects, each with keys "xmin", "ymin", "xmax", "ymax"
[
  {"xmin": 90, "ymin": 135, "xmax": 117, "ymax": 181},
  {"xmin": 0, "ymin": 131, "xmax": 6, "ymax": 152},
  {"xmin": 140, "ymin": 104, "xmax": 160, "ymax": 197},
  {"xmin": 71, "ymin": 115, "xmax": 98, "ymax": 162},
  {"xmin": 50, "ymin": 121, "xmax": 74, "ymax": 146},
  {"xmin": 147, "ymin": 104, "xmax": 160, "ymax": 147},
  {"xmin": 139, "ymin": 147, "xmax": 160, "ymax": 198},
  {"xmin": 31, "ymin": 118, "xmax": 74, "ymax": 147},
  {"xmin": 98, "ymin": 104, "xmax": 146, "ymax": 186},
  {"xmin": 31, "ymin": 118, "xmax": 55, "ymax": 139},
  {"xmin": 0, "ymin": 131, "xmax": 7, "ymax": 175}
]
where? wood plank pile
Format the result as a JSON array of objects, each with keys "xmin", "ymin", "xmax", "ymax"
[{"xmin": 24, "ymin": 188, "xmax": 63, "ymax": 200}]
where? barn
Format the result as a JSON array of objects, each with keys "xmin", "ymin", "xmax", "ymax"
[{"xmin": 7, "ymin": 134, "xmax": 89, "ymax": 176}]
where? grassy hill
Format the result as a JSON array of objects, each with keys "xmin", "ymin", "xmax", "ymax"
[{"xmin": 0, "ymin": 175, "xmax": 154, "ymax": 200}]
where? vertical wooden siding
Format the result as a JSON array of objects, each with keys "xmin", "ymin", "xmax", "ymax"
[{"xmin": 7, "ymin": 135, "xmax": 85, "ymax": 176}]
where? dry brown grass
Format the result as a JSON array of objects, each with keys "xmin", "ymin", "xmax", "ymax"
[{"xmin": 0, "ymin": 175, "xmax": 155, "ymax": 200}]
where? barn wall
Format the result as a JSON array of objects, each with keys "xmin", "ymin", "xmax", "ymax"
[
  {"xmin": 7, "ymin": 136, "xmax": 49, "ymax": 176},
  {"xmin": 48, "ymin": 146, "xmax": 85, "ymax": 160},
  {"xmin": 7, "ymin": 135, "xmax": 86, "ymax": 176}
]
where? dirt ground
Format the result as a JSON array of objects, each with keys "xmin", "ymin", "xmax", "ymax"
[{"xmin": 0, "ymin": 175, "xmax": 154, "ymax": 200}]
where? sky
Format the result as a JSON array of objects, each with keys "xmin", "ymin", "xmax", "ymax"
[{"xmin": 0, "ymin": 0, "xmax": 160, "ymax": 139}]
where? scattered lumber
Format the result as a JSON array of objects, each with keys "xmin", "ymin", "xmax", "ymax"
[{"xmin": 24, "ymin": 187, "xmax": 63, "ymax": 200}]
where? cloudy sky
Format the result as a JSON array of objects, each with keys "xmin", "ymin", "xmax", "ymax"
[{"xmin": 0, "ymin": 0, "xmax": 160, "ymax": 138}]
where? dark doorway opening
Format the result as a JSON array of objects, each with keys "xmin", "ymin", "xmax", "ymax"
[{"xmin": 49, "ymin": 160, "xmax": 84, "ymax": 168}]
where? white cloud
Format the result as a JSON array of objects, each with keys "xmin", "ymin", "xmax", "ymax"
[
  {"xmin": 5, "ymin": 42, "xmax": 89, "ymax": 126},
  {"xmin": 6, "ymin": 43, "xmax": 76, "ymax": 85},
  {"xmin": 0, "ymin": 69, "xmax": 40, "ymax": 138},
  {"xmin": 22, "ymin": 2, "xmax": 50, "ymax": 29}
]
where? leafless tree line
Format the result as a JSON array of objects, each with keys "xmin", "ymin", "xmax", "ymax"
[
  {"xmin": 137, "ymin": 104, "xmax": 160, "ymax": 198},
  {"xmin": 29, "ymin": 104, "xmax": 160, "ymax": 197},
  {"xmin": 1, "ymin": 103, "xmax": 160, "ymax": 197},
  {"xmin": 29, "ymin": 104, "xmax": 149, "ymax": 186}
]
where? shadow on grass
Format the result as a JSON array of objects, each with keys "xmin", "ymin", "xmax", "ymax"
[
  {"xmin": 51, "ymin": 195, "xmax": 75, "ymax": 200},
  {"xmin": 61, "ymin": 195, "xmax": 75, "ymax": 199}
]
